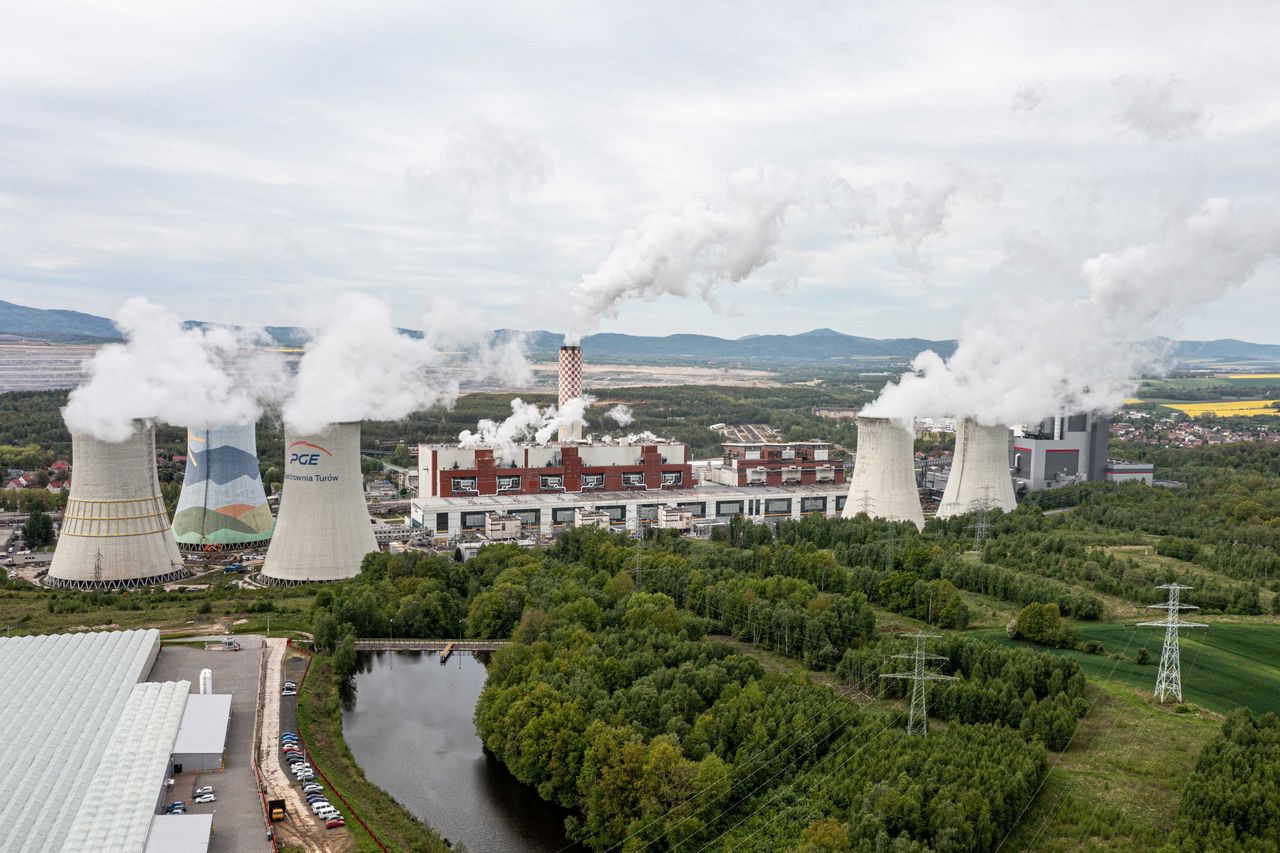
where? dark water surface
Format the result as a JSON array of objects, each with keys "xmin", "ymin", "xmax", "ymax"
[{"xmin": 343, "ymin": 650, "xmax": 582, "ymax": 853}]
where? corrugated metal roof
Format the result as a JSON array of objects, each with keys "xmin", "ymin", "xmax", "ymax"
[
  {"xmin": 171, "ymin": 693, "xmax": 231, "ymax": 756},
  {"xmin": 62, "ymin": 680, "xmax": 191, "ymax": 853},
  {"xmin": 0, "ymin": 629, "xmax": 161, "ymax": 853},
  {"xmin": 143, "ymin": 815, "xmax": 213, "ymax": 853}
]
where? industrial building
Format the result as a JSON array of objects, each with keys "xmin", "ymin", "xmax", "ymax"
[
  {"xmin": 701, "ymin": 440, "xmax": 844, "ymax": 488},
  {"xmin": 172, "ymin": 424, "xmax": 274, "ymax": 551},
  {"xmin": 1011, "ymin": 414, "xmax": 1111, "ymax": 492},
  {"xmin": 47, "ymin": 421, "xmax": 188, "ymax": 589},
  {"xmin": 419, "ymin": 439, "xmax": 693, "ymax": 498},
  {"xmin": 842, "ymin": 416, "xmax": 924, "ymax": 529},
  {"xmin": 410, "ymin": 481, "xmax": 849, "ymax": 539},
  {"xmin": 0, "ymin": 629, "xmax": 232, "ymax": 853},
  {"xmin": 261, "ymin": 421, "xmax": 378, "ymax": 583}
]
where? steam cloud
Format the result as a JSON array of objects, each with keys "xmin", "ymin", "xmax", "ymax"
[
  {"xmin": 64, "ymin": 292, "xmax": 531, "ymax": 442},
  {"xmin": 1113, "ymin": 75, "xmax": 1209, "ymax": 142},
  {"xmin": 564, "ymin": 165, "xmax": 998, "ymax": 342},
  {"xmin": 62, "ymin": 298, "xmax": 283, "ymax": 443},
  {"xmin": 405, "ymin": 117, "xmax": 553, "ymax": 216},
  {"xmin": 864, "ymin": 198, "xmax": 1280, "ymax": 424},
  {"xmin": 605, "ymin": 403, "xmax": 635, "ymax": 427},
  {"xmin": 459, "ymin": 395, "xmax": 595, "ymax": 459}
]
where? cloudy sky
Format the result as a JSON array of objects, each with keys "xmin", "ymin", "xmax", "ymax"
[{"xmin": 2, "ymin": 1, "xmax": 1278, "ymax": 342}]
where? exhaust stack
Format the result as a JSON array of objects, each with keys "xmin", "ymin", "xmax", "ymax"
[
  {"xmin": 48, "ymin": 420, "xmax": 187, "ymax": 589},
  {"xmin": 841, "ymin": 416, "xmax": 924, "ymax": 530},
  {"xmin": 937, "ymin": 417, "xmax": 1017, "ymax": 520},
  {"xmin": 558, "ymin": 345, "xmax": 583, "ymax": 442},
  {"xmin": 261, "ymin": 422, "xmax": 376, "ymax": 584}
]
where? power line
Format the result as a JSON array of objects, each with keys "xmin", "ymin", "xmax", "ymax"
[
  {"xmin": 1137, "ymin": 583, "xmax": 1207, "ymax": 704},
  {"xmin": 881, "ymin": 633, "xmax": 957, "ymax": 737}
]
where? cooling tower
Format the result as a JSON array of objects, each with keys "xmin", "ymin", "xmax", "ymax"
[
  {"xmin": 173, "ymin": 424, "xmax": 274, "ymax": 551},
  {"xmin": 937, "ymin": 417, "xmax": 1017, "ymax": 520},
  {"xmin": 260, "ymin": 422, "xmax": 376, "ymax": 584},
  {"xmin": 842, "ymin": 416, "xmax": 924, "ymax": 530},
  {"xmin": 47, "ymin": 421, "xmax": 188, "ymax": 589},
  {"xmin": 558, "ymin": 345, "xmax": 583, "ymax": 442}
]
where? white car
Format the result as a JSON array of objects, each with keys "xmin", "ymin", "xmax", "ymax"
[
  {"xmin": 193, "ymin": 794, "xmax": 216, "ymax": 804},
  {"xmin": 194, "ymin": 786, "xmax": 213, "ymax": 796},
  {"xmin": 310, "ymin": 801, "xmax": 332, "ymax": 814}
]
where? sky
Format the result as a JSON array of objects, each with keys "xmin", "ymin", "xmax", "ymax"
[{"xmin": 2, "ymin": 2, "xmax": 1279, "ymax": 342}]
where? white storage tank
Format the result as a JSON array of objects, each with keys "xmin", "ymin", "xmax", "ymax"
[{"xmin": 199, "ymin": 668, "xmax": 213, "ymax": 695}]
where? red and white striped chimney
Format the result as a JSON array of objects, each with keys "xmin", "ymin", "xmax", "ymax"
[{"xmin": 558, "ymin": 345, "xmax": 583, "ymax": 442}]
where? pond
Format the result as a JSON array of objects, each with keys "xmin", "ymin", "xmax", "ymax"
[{"xmin": 342, "ymin": 650, "xmax": 582, "ymax": 852}]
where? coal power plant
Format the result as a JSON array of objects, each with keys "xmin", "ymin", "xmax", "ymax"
[
  {"xmin": 260, "ymin": 421, "xmax": 377, "ymax": 584},
  {"xmin": 842, "ymin": 416, "xmax": 925, "ymax": 530},
  {"xmin": 47, "ymin": 420, "xmax": 189, "ymax": 589},
  {"xmin": 172, "ymin": 424, "xmax": 274, "ymax": 551},
  {"xmin": 937, "ymin": 417, "xmax": 1018, "ymax": 520}
]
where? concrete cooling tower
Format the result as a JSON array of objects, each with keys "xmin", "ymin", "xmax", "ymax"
[
  {"xmin": 937, "ymin": 417, "xmax": 1017, "ymax": 520},
  {"xmin": 842, "ymin": 416, "xmax": 924, "ymax": 530},
  {"xmin": 260, "ymin": 422, "xmax": 376, "ymax": 584},
  {"xmin": 47, "ymin": 421, "xmax": 188, "ymax": 589},
  {"xmin": 558, "ymin": 345, "xmax": 584, "ymax": 442},
  {"xmin": 172, "ymin": 425, "xmax": 274, "ymax": 551}
]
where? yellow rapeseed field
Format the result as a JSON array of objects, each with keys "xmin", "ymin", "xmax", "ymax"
[
  {"xmin": 1225, "ymin": 373, "xmax": 1280, "ymax": 379},
  {"xmin": 1162, "ymin": 400, "xmax": 1280, "ymax": 416}
]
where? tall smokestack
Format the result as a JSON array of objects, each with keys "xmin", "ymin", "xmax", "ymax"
[
  {"xmin": 841, "ymin": 416, "xmax": 924, "ymax": 530},
  {"xmin": 47, "ymin": 420, "xmax": 188, "ymax": 589},
  {"xmin": 937, "ymin": 417, "xmax": 1017, "ymax": 520},
  {"xmin": 558, "ymin": 345, "xmax": 583, "ymax": 442},
  {"xmin": 172, "ymin": 424, "xmax": 274, "ymax": 551},
  {"xmin": 260, "ymin": 422, "xmax": 376, "ymax": 584}
]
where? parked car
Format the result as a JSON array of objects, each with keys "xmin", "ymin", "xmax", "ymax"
[
  {"xmin": 282, "ymin": 689, "xmax": 297, "ymax": 696},
  {"xmin": 194, "ymin": 786, "xmax": 213, "ymax": 796},
  {"xmin": 169, "ymin": 809, "xmax": 186, "ymax": 816},
  {"xmin": 164, "ymin": 802, "xmax": 184, "ymax": 812},
  {"xmin": 325, "ymin": 818, "xmax": 346, "ymax": 829},
  {"xmin": 302, "ymin": 783, "xmax": 323, "ymax": 794},
  {"xmin": 295, "ymin": 772, "xmax": 315, "ymax": 782},
  {"xmin": 280, "ymin": 731, "xmax": 297, "ymax": 739},
  {"xmin": 310, "ymin": 801, "xmax": 332, "ymax": 814},
  {"xmin": 283, "ymin": 745, "xmax": 302, "ymax": 754},
  {"xmin": 317, "ymin": 808, "xmax": 340, "ymax": 820},
  {"xmin": 193, "ymin": 794, "xmax": 216, "ymax": 804}
]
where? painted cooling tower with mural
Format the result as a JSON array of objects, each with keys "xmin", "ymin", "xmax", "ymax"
[{"xmin": 172, "ymin": 425, "xmax": 274, "ymax": 549}]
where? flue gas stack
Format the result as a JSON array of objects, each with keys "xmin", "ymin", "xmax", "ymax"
[{"xmin": 558, "ymin": 344, "xmax": 584, "ymax": 442}]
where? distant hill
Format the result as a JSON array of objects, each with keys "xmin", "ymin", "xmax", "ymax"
[
  {"xmin": 4, "ymin": 299, "xmax": 1280, "ymax": 367},
  {"xmin": 0, "ymin": 300, "xmax": 123, "ymax": 342}
]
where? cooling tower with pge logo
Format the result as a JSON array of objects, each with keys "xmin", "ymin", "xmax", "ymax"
[{"xmin": 260, "ymin": 421, "xmax": 377, "ymax": 584}]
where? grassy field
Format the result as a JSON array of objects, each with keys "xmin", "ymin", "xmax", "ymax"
[
  {"xmin": 1000, "ymin": 678, "xmax": 1221, "ymax": 852},
  {"xmin": 968, "ymin": 620, "xmax": 1280, "ymax": 716}
]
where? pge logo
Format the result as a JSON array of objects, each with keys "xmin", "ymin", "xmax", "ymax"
[{"xmin": 287, "ymin": 440, "xmax": 332, "ymax": 466}]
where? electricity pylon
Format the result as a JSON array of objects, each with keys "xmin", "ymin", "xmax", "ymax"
[
  {"xmin": 970, "ymin": 485, "xmax": 994, "ymax": 551},
  {"xmin": 883, "ymin": 633, "xmax": 958, "ymax": 737},
  {"xmin": 1138, "ymin": 583, "xmax": 1206, "ymax": 703}
]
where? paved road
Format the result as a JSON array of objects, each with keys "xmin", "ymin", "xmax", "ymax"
[{"xmin": 148, "ymin": 637, "xmax": 272, "ymax": 853}]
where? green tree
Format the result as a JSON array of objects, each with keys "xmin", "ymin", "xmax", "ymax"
[{"xmin": 22, "ymin": 507, "xmax": 55, "ymax": 548}]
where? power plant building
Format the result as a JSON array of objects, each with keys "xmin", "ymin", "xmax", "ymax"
[
  {"xmin": 261, "ymin": 421, "xmax": 377, "ymax": 584},
  {"xmin": 172, "ymin": 424, "xmax": 274, "ymax": 550},
  {"xmin": 842, "ymin": 416, "xmax": 924, "ymax": 529},
  {"xmin": 47, "ymin": 421, "xmax": 188, "ymax": 589},
  {"xmin": 701, "ymin": 441, "xmax": 844, "ymax": 488},
  {"xmin": 937, "ymin": 418, "xmax": 1017, "ymax": 520}
]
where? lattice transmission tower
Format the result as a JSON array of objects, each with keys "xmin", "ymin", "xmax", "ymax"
[
  {"xmin": 883, "ymin": 633, "xmax": 958, "ymax": 737},
  {"xmin": 1138, "ymin": 583, "xmax": 1206, "ymax": 703},
  {"xmin": 970, "ymin": 485, "xmax": 994, "ymax": 551}
]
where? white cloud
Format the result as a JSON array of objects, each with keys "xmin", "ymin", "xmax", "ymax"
[{"xmin": 1113, "ymin": 75, "xmax": 1209, "ymax": 141}]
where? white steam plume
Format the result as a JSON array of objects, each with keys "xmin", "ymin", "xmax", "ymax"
[
  {"xmin": 564, "ymin": 165, "xmax": 997, "ymax": 343},
  {"xmin": 62, "ymin": 298, "xmax": 281, "ymax": 442},
  {"xmin": 864, "ymin": 198, "xmax": 1280, "ymax": 425},
  {"xmin": 605, "ymin": 403, "xmax": 635, "ymax": 427},
  {"xmin": 459, "ymin": 395, "xmax": 595, "ymax": 458},
  {"xmin": 1113, "ymin": 75, "xmax": 1209, "ymax": 142},
  {"xmin": 283, "ymin": 292, "xmax": 530, "ymax": 434}
]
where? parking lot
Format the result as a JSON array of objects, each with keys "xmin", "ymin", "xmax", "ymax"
[{"xmin": 147, "ymin": 638, "xmax": 272, "ymax": 853}]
